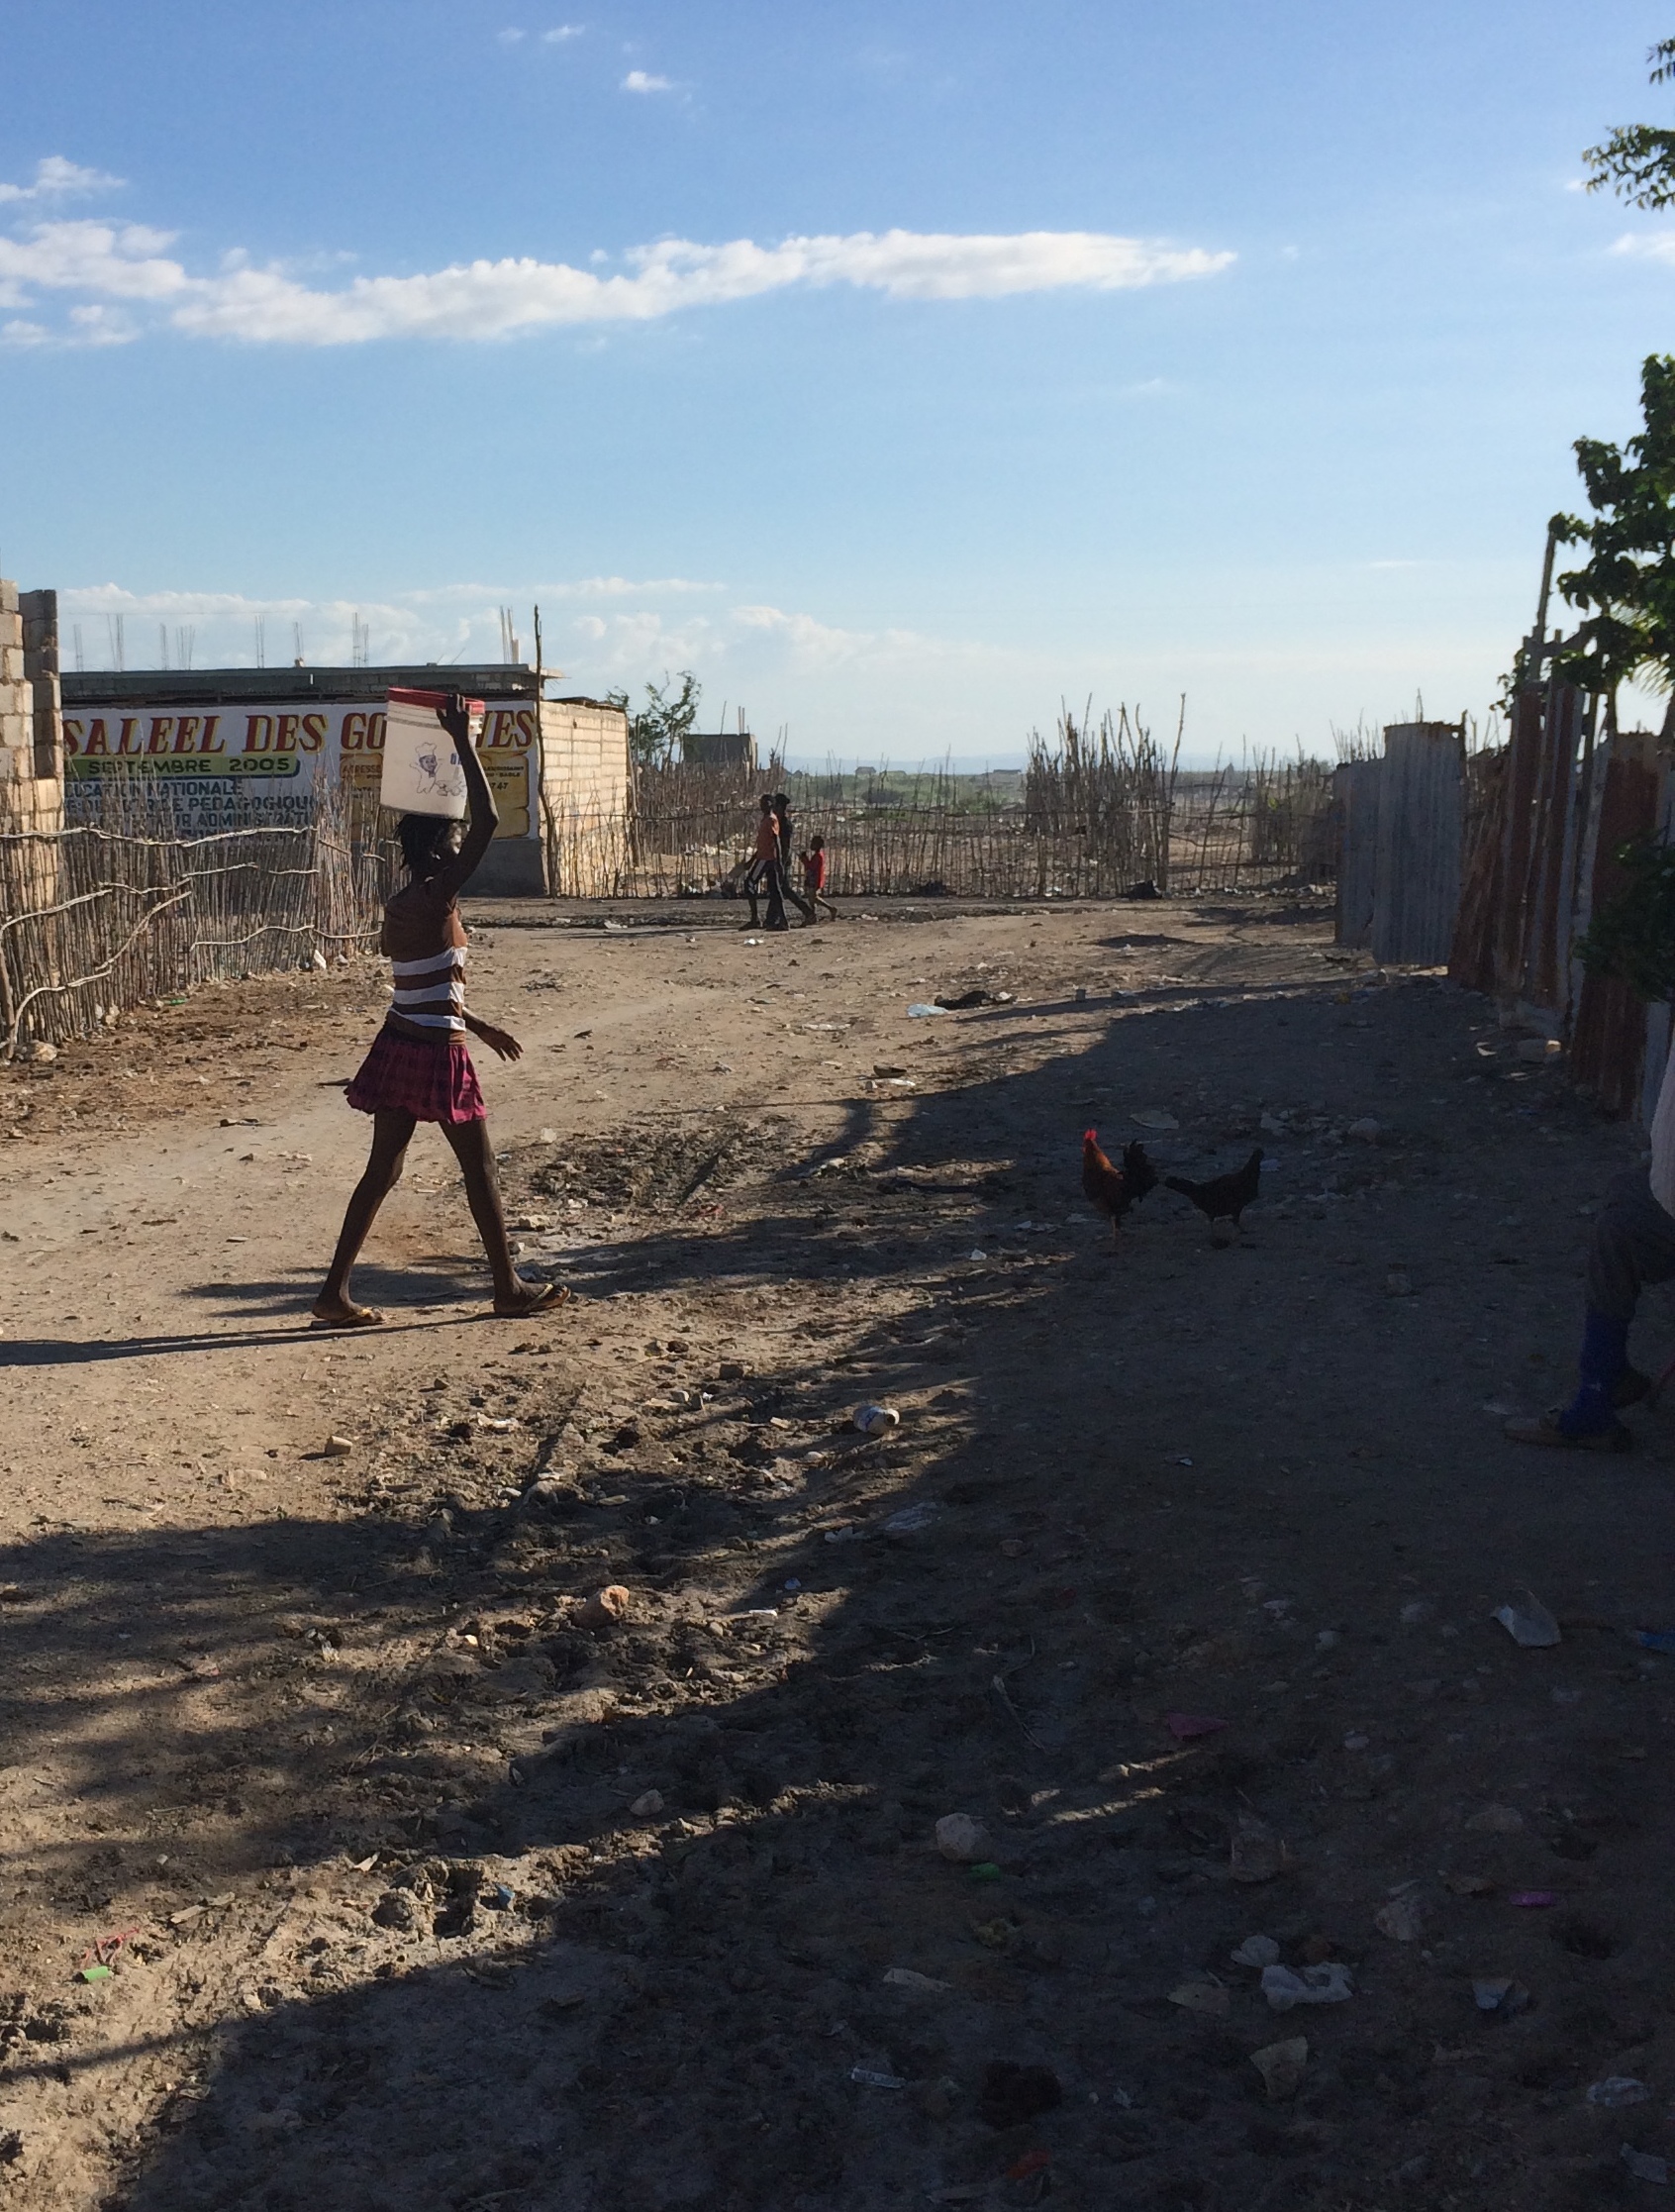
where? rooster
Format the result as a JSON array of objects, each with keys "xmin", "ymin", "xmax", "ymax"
[
  {"xmin": 1081, "ymin": 1130, "xmax": 1157, "ymax": 1246},
  {"xmin": 1164, "ymin": 1148, "xmax": 1264, "ymax": 1243}
]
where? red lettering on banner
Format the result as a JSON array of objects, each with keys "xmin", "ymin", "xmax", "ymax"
[
  {"xmin": 244, "ymin": 716, "xmax": 274, "ymax": 754},
  {"xmin": 147, "ymin": 718, "xmax": 174, "ymax": 755},
  {"xmin": 367, "ymin": 711, "xmax": 386, "ymax": 753},
  {"xmin": 199, "ymin": 715, "xmax": 225, "ymax": 754},
  {"xmin": 62, "ymin": 719, "xmax": 83, "ymax": 757},
  {"xmin": 342, "ymin": 712, "xmax": 368, "ymax": 751},
  {"xmin": 117, "ymin": 718, "xmax": 145, "ymax": 757},
  {"xmin": 300, "ymin": 713, "xmax": 327, "ymax": 753},
  {"xmin": 172, "ymin": 716, "xmax": 203, "ymax": 754},
  {"xmin": 275, "ymin": 715, "xmax": 301, "ymax": 754},
  {"xmin": 513, "ymin": 708, "xmax": 536, "ymax": 747}
]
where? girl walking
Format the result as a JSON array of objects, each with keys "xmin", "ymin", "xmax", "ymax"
[{"xmin": 313, "ymin": 694, "xmax": 566, "ymax": 1328}]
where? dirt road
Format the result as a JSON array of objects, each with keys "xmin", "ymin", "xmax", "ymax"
[{"xmin": 0, "ymin": 893, "xmax": 1670, "ymax": 2212}]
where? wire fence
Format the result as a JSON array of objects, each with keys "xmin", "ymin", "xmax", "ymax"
[{"xmin": 0, "ymin": 781, "xmax": 389, "ymax": 1059}]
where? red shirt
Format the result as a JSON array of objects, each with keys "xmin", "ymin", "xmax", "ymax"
[
  {"xmin": 754, "ymin": 812, "xmax": 781, "ymax": 863},
  {"xmin": 801, "ymin": 849, "xmax": 827, "ymax": 891}
]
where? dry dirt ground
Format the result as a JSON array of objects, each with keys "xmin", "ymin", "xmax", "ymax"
[{"xmin": 1, "ymin": 893, "xmax": 1673, "ymax": 2212}]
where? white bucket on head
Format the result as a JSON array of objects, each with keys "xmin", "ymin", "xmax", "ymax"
[{"xmin": 380, "ymin": 688, "xmax": 484, "ymax": 819}]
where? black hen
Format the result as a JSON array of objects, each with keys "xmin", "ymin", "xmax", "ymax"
[{"xmin": 1165, "ymin": 1147, "xmax": 1264, "ymax": 1236}]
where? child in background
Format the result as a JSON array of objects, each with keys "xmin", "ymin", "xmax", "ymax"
[{"xmin": 799, "ymin": 833, "xmax": 838, "ymax": 921}]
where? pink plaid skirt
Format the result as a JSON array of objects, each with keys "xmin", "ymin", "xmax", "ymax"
[{"xmin": 345, "ymin": 1028, "xmax": 486, "ymax": 1124}]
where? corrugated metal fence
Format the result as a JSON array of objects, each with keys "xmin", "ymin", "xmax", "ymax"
[
  {"xmin": 1335, "ymin": 722, "xmax": 1465, "ymax": 964},
  {"xmin": 1447, "ymin": 679, "xmax": 1673, "ymax": 1121}
]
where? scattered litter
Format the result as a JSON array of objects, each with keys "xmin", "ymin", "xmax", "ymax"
[
  {"xmin": 1623, "ymin": 2145, "xmax": 1670, "ymax": 2184},
  {"xmin": 1589, "ymin": 2077, "xmax": 1652, "ymax": 2109},
  {"xmin": 852, "ymin": 1403, "xmax": 900, "ymax": 1435},
  {"xmin": 935, "ymin": 1814, "xmax": 995, "ymax": 1864},
  {"xmin": 1400, "ymin": 1599, "xmax": 1433, "ymax": 1624},
  {"xmin": 1517, "ymin": 1036, "xmax": 1561, "ymax": 1063},
  {"xmin": 1316, "ymin": 1629, "xmax": 1340, "ymax": 1651},
  {"xmin": 629, "ymin": 1790, "xmax": 663, "ymax": 1818},
  {"xmin": 849, "ymin": 2067, "xmax": 906, "ymax": 2090},
  {"xmin": 969, "ymin": 1861, "xmax": 1002, "ymax": 1881},
  {"xmin": 906, "ymin": 1003, "xmax": 946, "ymax": 1018},
  {"xmin": 479, "ymin": 1417, "xmax": 519, "ymax": 1435},
  {"xmin": 1249, "ymin": 2036, "xmax": 1309, "ymax": 2100},
  {"xmin": 1442, "ymin": 1870, "xmax": 1496, "ymax": 1896},
  {"xmin": 1342, "ymin": 1731, "xmax": 1371, "ymax": 1752},
  {"xmin": 1005, "ymin": 2149, "xmax": 1051, "ymax": 2183},
  {"xmin": 967, "ymin": 1249, "xmax": 988, "ymax": 1261},
  {"xmin": 1230, "ymin": 1814, "xmax": 1291, "ymax": 1884},
  {"xmin": 1164, "ymin": 1712, "xmax": 1230, "ymax": 1741},
  {"xmin": 77, "ymin": 1964, "xmax": 112, "ymax": 1984},
  {"xmin": 1168, "ymin": 1978, "xmax": 1231, "ymax": 2017},
  {"xmin": 1347, "ymin": 1117, "xmax": 1382, "ymax": 1142},
  {"xmin": 1464, "ymin": 1804, "xmax": 1525, "ymax": 1834},
  {"xmin": 575, "ymin": 1585, "xmax": 632, "ymax": 1633},
  {"xmin": 976, "ymin": 2061, "xmax": 1062, "ymax": 2129},
  {"xmin": 1509, "ymin": 1890, "xmax": 1559, "ymax": 1908},
  {"xmin": 1635, "ymin": 1630, "xmax": 1675, "ymax": 1654},
  {"xmin": 884, "ymin": 1967, "xmax": 950, "ymax": 1992},
  {"xmin": 883, "ymin": 1502, "xmax": 939, "ymax": 1535},
  {"xmin": 1231, "ymin": 1935, "xmax": 1282, "ymax": 1968},
  {"xmin": 1493, "ymin": 1591, "xmax": 1561, "ymax": 1648},
  {"xmin": 1472, "ymin": 1977, "xmax": 1529, "ymax": 2015},
  {"xmin": 1260, "ymin": 1961, "xmax": 1353, "ymax": 2011},
  {"xmin": 1133, "ymin": 1110, "xmax": 1179, "ymax": 1130},
  {"xmin": 1374, "ymin": 1893, "xmax": 1428, "ymax": 1943},
  {"xmin": 322, "ymin": 1436, "xmax": 354, "ymax": 1458}
]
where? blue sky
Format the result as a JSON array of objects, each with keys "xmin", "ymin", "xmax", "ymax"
[{"xmin": 3, "ymin": 0, "xmax": 1675, "ymax": 762}]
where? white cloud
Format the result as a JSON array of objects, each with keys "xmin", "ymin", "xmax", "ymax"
[
  {"xmin": 1, "ymin": 174, "xmax": 1233, "ymax": 347},
  {"xmin": 0, "ymin": 155, "xmax": 126, "ymax": 206},
  {"xmin": 0, "ymin": 319, "xmax": 51, "ymax": 348},
  {"xmin": 543, "ymin": 23, "xmax": 584, "ymax": 40},
  {"xmin": 1612, "ymin": 230, "xmax": 1675, "ymax": 264},
  {"xmin": 622, "ymin": 69, "xmax": 672, "ymax": 92},
  {"xmin": 497, "ymin": 26, "xmax": 526, "ymax": 43}
]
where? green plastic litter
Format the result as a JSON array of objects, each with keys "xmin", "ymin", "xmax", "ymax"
[
  {"xmin": 969, "ymin": 1862, "xmax": 1003, "ymax": 1880},
  {"xmin": 78, "ymin": 1964, "xmax": 112, "ymax": 1982}
]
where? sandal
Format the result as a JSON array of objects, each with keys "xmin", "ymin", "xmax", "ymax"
[
  {"xmin": 493, "ymin": 1280, "xmax": 571, "ymax": 1320},
  {"xmin": 1504, "ymin": 1408, "xmax": 1631, "ymax": 1453},
  {"xmin": 310, "ymin": 1304, "xmax": 385, "ymax": 1330}
]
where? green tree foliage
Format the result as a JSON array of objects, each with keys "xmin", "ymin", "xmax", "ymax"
[
  {"xmin": 604, "ymin": 669, "xmax": 702, "ymax": 769},
  {"xmin": 1577, "ymin": 838, "xmax": 1675, "ymax": 1000},
  {"xmin": 1584, "ymin": 39, "xmax": 1675, "ymax": 208},
  {"xmin": 1552, "ymin": 354, "xmax": 1675, "ymax": 705}
]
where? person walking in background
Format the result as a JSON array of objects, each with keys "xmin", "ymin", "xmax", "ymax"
[
  {"xmin": 799, "ymin": 832, "xmax": 838, "ymax": 921},
  {"xmin": 774, "ymin": 790, "xmax": 817, "ymax": 924},
  {"xmin": 312, "ymin": 694, "xmax": 567, "ymax": 1328},
  {"xmin": 752, "ymin": 793, "xmax": 788, "ymax": 931}
]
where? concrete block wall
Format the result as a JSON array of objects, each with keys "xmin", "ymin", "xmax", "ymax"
[
  {"xmin": 0, "ymin": 579, "xmax": 64, "ymax": 834},
  {"xmin": 21, "ymin": 589, "xmax": 61, "ymax": 784},
  {"xmin": 539, "ymin": 700, "xmax": 631, "ymax": 893}
]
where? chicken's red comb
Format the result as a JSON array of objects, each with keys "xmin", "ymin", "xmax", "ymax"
[{"xmin": 1082, "ymin": 1127, "xmax": 1098, "ymax": 1144}]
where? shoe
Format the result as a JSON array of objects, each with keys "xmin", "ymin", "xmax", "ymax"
[{"xmin": 1505, "ymin": 1408, "xmax": 1632, "ymax": 1453}]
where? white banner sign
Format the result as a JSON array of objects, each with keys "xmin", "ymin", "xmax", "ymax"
[{"xmin": 62, "ymin": 697, "xmax": 539, "ymax": 840}]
